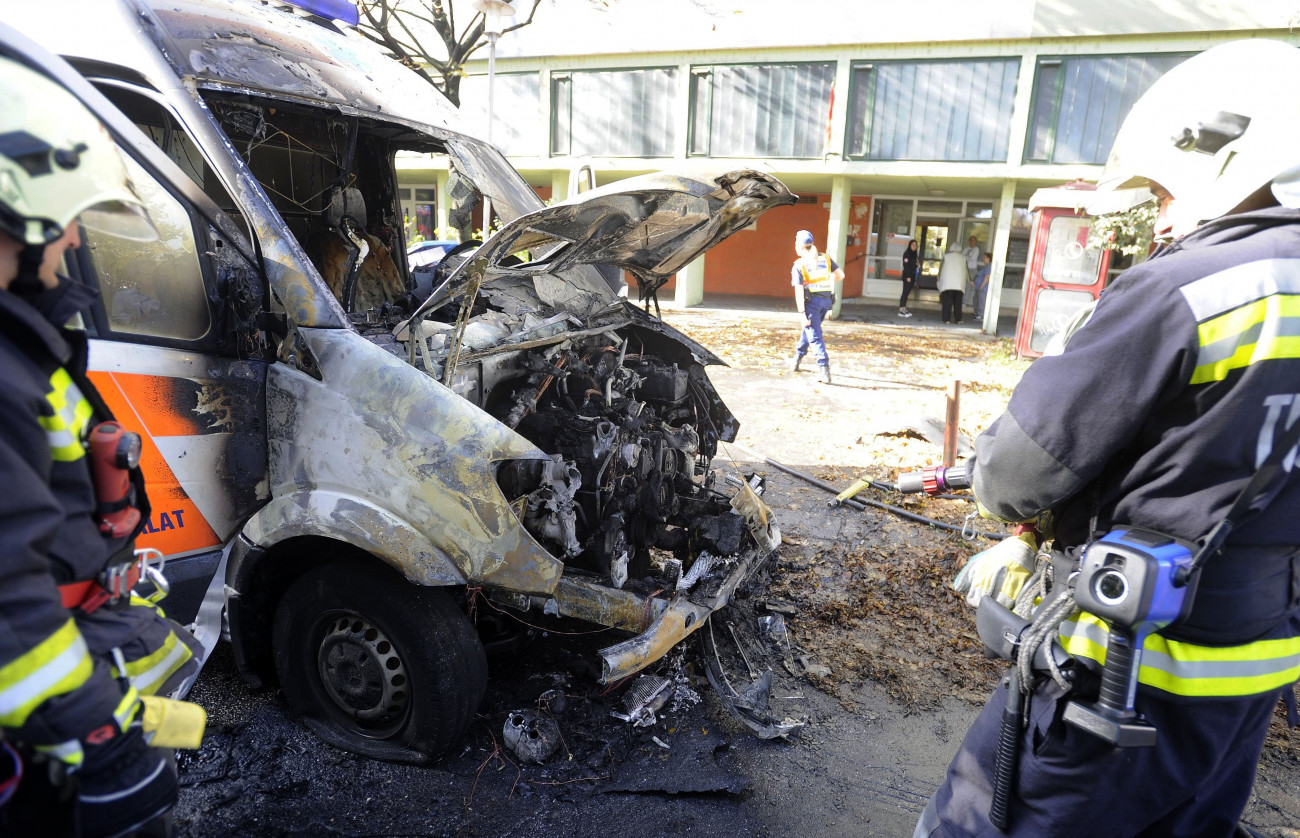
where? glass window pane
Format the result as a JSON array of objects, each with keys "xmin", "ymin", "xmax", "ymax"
[
  {"xmin": 1034, "ymin": 53, "xmax": 1190, "ymax": 165},
  {"xmin": 1042, "ymin": 215, "xmax": 1104, "ymax": 286},
  {"xmin": 917, "ymin": 200, "xmax": 963, "ymax": 214},
  {"xmin": 847, "ymin": 66, "xmax": 872, "ymax": 157},
  {"xmin": 550, "ymin": 76, "xmax": 571, "ymax": 156},
  {"xmin": 566, "ymin": 68, "xmax": 677, "ymax": 157},
  {"xmin": 459, "ymin": 72, "xmax": 542, "ymax": 156},
  {"xmin": 414, "ymin": 189, "xmax": 437, "ymax": 202},
  {"xmin": 1026, "ymin": 62, "xmax": 1061, "ymax": 161},
  {"xmin": 703, "ymin": 63, "xmax": 834, "ymax": 158},
  {"xmin": 854, "ymin": 58, "xmax": 1018, "ymax": 162},
  {"xmin": 87, "ymin": 155, "xmax": 211, "ymax": 341},
  {"xmin": 689, "ymin": 71, "xmax": 711, "ymax": 156},
  {"xmin": 1030, "ymin": 289, "xmax": 1095, "ymax": 353},
  {"xmin": 869, "ymin": 199, "xmax": 914, "ymax": 278}
]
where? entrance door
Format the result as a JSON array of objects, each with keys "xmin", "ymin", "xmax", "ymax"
[{"xmin": 916, "ymin": 218, "xmax": 955, "ymax": 289}]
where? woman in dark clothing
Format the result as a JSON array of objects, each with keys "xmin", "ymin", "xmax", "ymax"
[{"xmin": 899, "ymin": 239, "xmax": 919, "ymax": 317}]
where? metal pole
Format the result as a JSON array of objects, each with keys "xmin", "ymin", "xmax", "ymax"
[{"xmin": 943, "ymin": 380, "xmax": 962, "ymax": 467}]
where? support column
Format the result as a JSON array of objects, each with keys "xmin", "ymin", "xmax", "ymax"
[
  {"xmin": 827, "ymin": 176, "xmax": 850, "ymax": 319},
  {"xmin": 674, "ymin": 253, "xmax": 705, "ymax": 308},
  {"xmin": 984, "ymin": 178, "xmax": 1017, "ymax": 335}
]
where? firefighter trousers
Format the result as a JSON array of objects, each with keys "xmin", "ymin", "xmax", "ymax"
[{"xmin": 914, "ymin": 670, "xmax": 1281, "ymax": 838}]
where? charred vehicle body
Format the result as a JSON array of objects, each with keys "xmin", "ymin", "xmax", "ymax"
[{"xmin": 10, "ymin": 0, "xmax": 794, "ymax": 761}]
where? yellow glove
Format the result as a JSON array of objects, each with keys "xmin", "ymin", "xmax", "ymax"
[
  {"xmin": 139, "ymin": 695, "xmax": 206, "ymax": 750},
  {"xmin": 952, "ymin": 531, "xmax": 1038, "ymax": 609}
]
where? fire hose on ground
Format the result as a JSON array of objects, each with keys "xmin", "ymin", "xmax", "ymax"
[{"xmin": 722, "ymin": 443, "xmax": 1008, "ymax": 541}]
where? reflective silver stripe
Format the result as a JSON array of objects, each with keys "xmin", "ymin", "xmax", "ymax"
[
  {"xmin": 1179, "ymin": 258, "xmax": 1300, "ymax": 321},
  {"xmin": 131, "ymin": 639, "xmax": 190, "ymax": 696},
  {"xmin": 1058, "ymin": 617, "xmax": 1109, "ymax": 650},
  {"xmin": 0, "ymin": 635, "xmax": 90, "ymax": 719},
  {"xmin": 1060, "ymin": 617, "xmax": 1300, "ymax": 685},
  {"xmin": 1196, "ymin": 318, "xmax": 1268, "ymax": 367},
  {"xmin": 1141, "ymin": 646, "xmax": 1300, "ymax": 680},
  {"xmin": 45, "ymin": 426, "xmax": 77, "ymax": 451},
  {"xmin": 34, "ymin": 738, "xmax": 84, "ymax": 767}
]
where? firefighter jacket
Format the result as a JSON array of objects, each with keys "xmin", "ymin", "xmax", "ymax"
[
  {"xmin": 0, "ymin": 279, "xmax": 195, "ymax": 763},
  {"xmin": 792, "ymin": 253, "xmax": 837, "ymax": 297},
  {"xmin": 971, "ymin": 206, "xmax": 1300, "ymax": 699}
]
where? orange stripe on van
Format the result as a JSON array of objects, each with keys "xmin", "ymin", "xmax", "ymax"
[
  {"xmin": 101, "ymin": 372, "xmax": 205, "ymax": 438},
  {"xmin": 88, "ymin": 371, "xmax": 220, "ymax": 555}
]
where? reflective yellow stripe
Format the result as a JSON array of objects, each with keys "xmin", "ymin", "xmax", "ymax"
[
  {"xmin": 0, "ymin": 620, "xmax": 93, "ymax": 726},
  {"xmin": 37, "ymin": 368, "xmax": 93, "ymax": 462},
  {"xmin": 1060, "ymin": 613, "xmax": 1300, "ymax": 697},
  {"xmin": 118, "ymin": 631, "xmax": 192, "ymax": 696},
  {"xmin": 1191, "ymin": 294, "xmax": 1300, "ymax": 384},
  {"xmin": 113, "ymin": 685, "xmax": 140, "ymax": 728}
]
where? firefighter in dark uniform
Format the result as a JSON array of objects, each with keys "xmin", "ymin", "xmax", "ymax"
[
  {"xmin": 0, "ymin": 52, "xmax": 204, "ymax": 836},
  {"xmin": 916, "ymin": 40, "xmax": 1300, "ymax": 837}
]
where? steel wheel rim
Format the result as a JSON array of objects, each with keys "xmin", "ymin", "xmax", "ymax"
[{"xmin": 314, "ymin": 610, "xmax": 411, "ymax": 737}]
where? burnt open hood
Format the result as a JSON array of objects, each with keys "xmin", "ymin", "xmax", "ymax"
[{"xmin": 413, "ymin": 168, "xmax": 796, "ymax": 318}]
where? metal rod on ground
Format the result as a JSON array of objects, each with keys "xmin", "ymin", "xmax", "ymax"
[
  {"xmin": 944, "ymin": 380, "xmax": 961, "ymax": 467},
  {"xmin": 723, "ymin": 442, "xmax": 1006, "ymax": 541}
]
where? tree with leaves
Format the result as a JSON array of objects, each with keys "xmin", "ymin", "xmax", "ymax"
[
  {"xmin": 354, "ymin": 0, "xmax": 541, "ymax": 107},
  {"xmin": 1087, "ymin": 202, "xmax": 1158, "ymax": 258}
]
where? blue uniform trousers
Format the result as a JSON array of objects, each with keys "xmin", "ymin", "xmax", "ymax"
[
  {"xmin": 794, "ymin": 293, "xmax": 833, "ymax": 367},
  {"xmin": 915, "ymin": 668, "xmax": 1282, "ymax": 838}
]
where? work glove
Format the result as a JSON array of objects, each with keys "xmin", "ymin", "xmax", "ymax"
[
  {"xmin": 952, "ymin": 531, "xmax": 1038, "ymax": 610},
  {"xmin": 77, "ymin": 706, "xmax": 179, "ymax": 838},
  {"xmin": 139, "ymin": 695, "xmax": 206, "ymax": 750}
]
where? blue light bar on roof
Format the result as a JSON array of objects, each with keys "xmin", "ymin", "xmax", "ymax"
[{"xmin": 282, "ymin": 0, "xmax": 360, "ymax": 26}]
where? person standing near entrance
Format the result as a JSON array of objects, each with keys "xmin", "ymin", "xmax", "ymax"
[
  {"xmin": 937, "ymin": 243, "xmax": 968, "ymax": 324},
  {"xmin": 790, "ymin": 229, "xmax": 842, "ymax": 384},
  {"xmin": 899, "ymin": 238, "xmax": 919, "ymax": 317},
  {"xmin": 962, "ymin": 235, "xmax": 981, "ymax": 275},
  {"xmin": 970, "ymin": 251, "xmax": 991, "ymax": 320}
]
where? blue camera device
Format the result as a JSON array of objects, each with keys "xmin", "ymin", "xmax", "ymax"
[{"xmin": 1063, "ymin": 528, "xmax": 1200, "ymax": 747}]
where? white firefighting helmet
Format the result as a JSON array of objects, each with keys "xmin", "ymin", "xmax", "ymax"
[
  {"xmin": 1097, "ymin": 39, "xmax": 1300, "ymax": 228},
  {"xmin": 0, "ymin": 55, "xmax": 156, "ymax": 247}
]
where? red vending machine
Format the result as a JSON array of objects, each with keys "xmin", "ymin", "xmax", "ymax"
[{"xmin": 1014, "ymin": 181, "xmax": 1115, "ymax": 358}]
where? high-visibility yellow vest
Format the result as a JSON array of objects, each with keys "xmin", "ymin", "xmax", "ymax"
[
  {"xmin": 39, "ymin": 367, "xmax": 93, "ymax": 462},
  {"xmin": 797, "ymin": 254, "xmax": 836, "ymax": 295}
]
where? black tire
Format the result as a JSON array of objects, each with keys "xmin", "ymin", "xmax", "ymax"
[{"xmin": 272, "ymin": 561, "xmax": 487, "ymax": 763}]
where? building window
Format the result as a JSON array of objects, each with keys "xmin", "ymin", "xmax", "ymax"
[
  {"xmin": 847, "ymin": 58, "xmax": 1019, "ymax": 162},
  {"xmin": 459, "ymin": 72, "xmax": 542, "ymax": 156},
  {"xmin": 550, "ymin": 68, "xmax": 677, "ymax": 158},
  {"xmin": 688, "ymin": 63, "xmax": 834, "ymax": 159},
  {"xmin": 1025, "ymin": 53, "xmax": 1190, "ymax": 165}
]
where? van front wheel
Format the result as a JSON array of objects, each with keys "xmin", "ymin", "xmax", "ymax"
[{"xmin": 272, "ymin": 562, "xmax": 487, "ymax": 763}]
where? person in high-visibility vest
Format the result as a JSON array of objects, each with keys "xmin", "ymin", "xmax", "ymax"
[
  {"xmin": 790, "ymin": 229, "xmax": 843, "ymax": 384},
  {"xmin": 0, "ymin": 51, "xmax": 204, "ymax": 837},
  {"xmin": 915, "ymin": 39, "xmax": 1300, "ymax": 838}
]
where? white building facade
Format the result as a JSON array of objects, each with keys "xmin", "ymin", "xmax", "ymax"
[{"xmin": 396, "ymin": 0, "xmax": 1300, "ymax": 331}]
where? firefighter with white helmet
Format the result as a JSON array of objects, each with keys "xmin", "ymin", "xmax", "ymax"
[
  {"xmin": 0, "ymin": 47, "xmax": 204, "ymax": 837},
  {"xmin": 917, "ymin": 39, "xmax": 1300, "ymax": 837}
]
